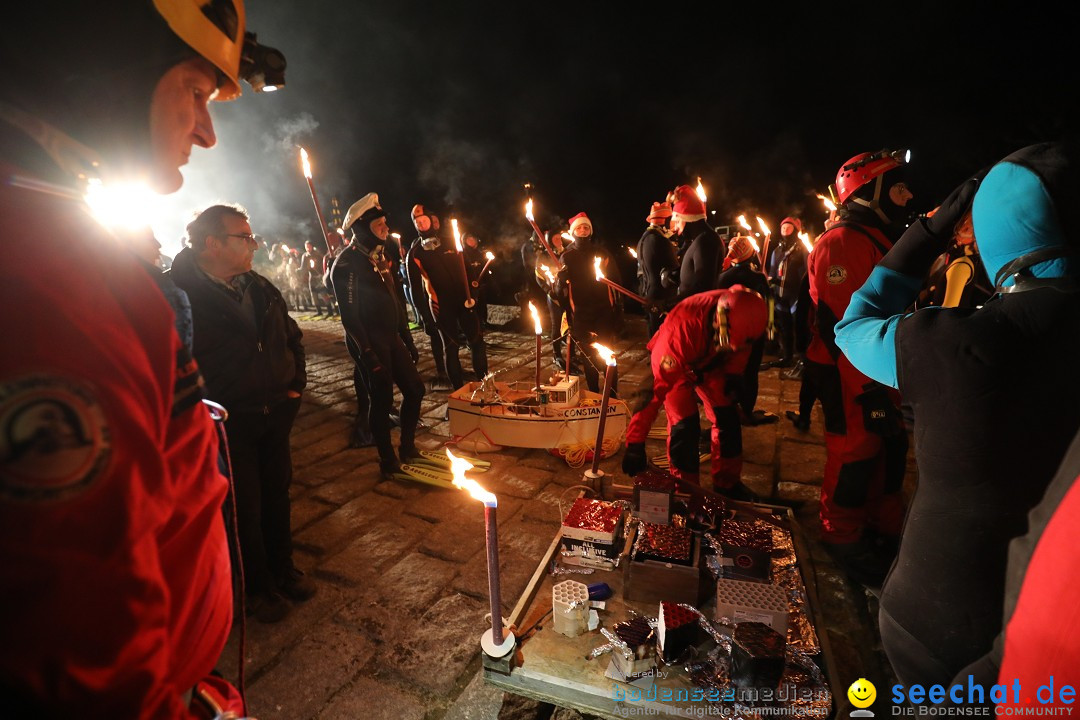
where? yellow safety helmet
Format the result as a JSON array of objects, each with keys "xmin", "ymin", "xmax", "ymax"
[
  {"xmin": 153, "ymin": 0, "xmax": 245, "ymax": 99},
  {"xmin": 152, "ymin": 0, "xmax": 286, "ymax": 99}
]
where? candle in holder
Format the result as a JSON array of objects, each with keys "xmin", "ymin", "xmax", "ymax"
[
  {"xmin": 447, "ymin": 449, "xmax": 516, "ymax": 657},
  {"xmin": 587, "ymin": 343, "xmax": 617, "ymax": 480},
  {"xmin": 528, "ymin": 301, "xmax": 543, "ymax": 391},
  {"xmin": 451, "ymin": 219, "xmax": 476, "ymax": 308}
]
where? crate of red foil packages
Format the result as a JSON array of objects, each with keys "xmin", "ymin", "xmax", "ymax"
[
  {"xmin": 561, "ymin": 498, "xmax": 626, "ymax": 544},
  {"xmin": 560, "ymin": 498, "xmax": 628, "ymax": 569}
]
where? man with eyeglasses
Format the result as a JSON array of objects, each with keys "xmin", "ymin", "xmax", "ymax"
[{"xmin": 171, "ymin": 203, "xmax": 314, "ymax": 624}]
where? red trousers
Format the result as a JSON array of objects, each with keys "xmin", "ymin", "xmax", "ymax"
[{"xmin": 816, "ymin": 355, "xmax": 907, "ymax": 543}]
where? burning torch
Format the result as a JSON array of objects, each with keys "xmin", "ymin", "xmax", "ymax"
[
  {"xmin": 696, "ymin": 177, "xmax": 707, "ymax": 203},
  {"xmin": 756, "ymin": 216, "xmax": 772, "ymax": 268},
  {"xmin": 736, "ymin": 215, "xmax": 760, "ymax": 255},
  {"xmin": 299, "ymin": 147, "xmax": 332, "ymax": 253},
  {"xmin": 594, "ymin": 256, "xmax": 648, "ymax": 306},
  {"xmin": 525, "ymin": 198, "xmax": 561, "ymax": 266},
  {"xmin": 451, "ymin": 218, "xmax": 476, "ymax": 308}
]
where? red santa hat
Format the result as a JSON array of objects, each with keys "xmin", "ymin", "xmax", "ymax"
[
  {"xmin": 646, "ymin": 201, "xmax": 672, "ymax": 224},
  {"xmin": 671, "ymin": 184, "xmax": 706, "ymax": 222},
  {"xmin": 568, "ymin": 212, "xmax": 592, "ymax": 235}
]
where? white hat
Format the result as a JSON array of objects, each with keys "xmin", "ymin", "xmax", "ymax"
[{"xmin": 342, "ymin": 193, "xmax": 385, "ymax": 230}]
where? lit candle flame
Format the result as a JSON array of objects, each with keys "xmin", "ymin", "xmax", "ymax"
[
  {"xmin": 485, "ymin": 250, "xmax": 494, "ymax": 261},
  {"xmin": 593, "ymin": 256, "xmax": 605, "ymax": 281},
  {"xmin": 799, "ymin": 231, "xmax": 813, "ymax": 253},
  {"xmin": 816, "ymin": 193, "xmax": 837, "ymax": 213},
  {"xmin": 756, "ymin": 216, "xmax": 770, "ymax": 236},
  {"xmin": 737, "ymin": 214, "xmax": 752, "ymax": 233},
  {"xmin": 527, "ymin": 301, "xmax": 543, "ymax": 335},
  {"xmin": 696, "ymin": 177, "xmax": 707, "ymax": 203},
  {"xmin": 300, "ymin": 147, "xmax": 312, "ymax": 179},
  {"xmin": 592, "ymin": 342, "xmax": 617, "ymax": 366},
  {"xmin": 451, "ymin": 218, "xmax": 462, "ymax": 251},
  {"xmin": 447, "ymin": 449, "xmax": 496, "ymax": 505},
  {"xmin": 525, "ymin": 198, "xmax": 534, "ymax": 222},
  {"xmin": 628, "ymin": 247, "xmax": 638, "ymax": 259}
]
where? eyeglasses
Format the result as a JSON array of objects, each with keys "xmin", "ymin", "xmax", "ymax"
[{"xmin": 222, "ymin": 233, "xmax": 256, "ymax": 242}]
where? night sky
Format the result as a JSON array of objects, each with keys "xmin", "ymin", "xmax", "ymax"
[{"xmin": 159, "ymin": 0, "xmax": 1076, "ymax": 285}]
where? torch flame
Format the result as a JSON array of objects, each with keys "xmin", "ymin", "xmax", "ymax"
[
  {"xmin": 300, "ymin": 147, "xmax": 312, "ymax": 179},
  {"xmin": 485, "ymin": 250, "xmax": 494, "ymax": 261},
  {"xmin": 756, "ymin": 216, "xmax": 770, "ymax": 236},
  {"xmin": 451, "ymin": 218, "xmax": 462, "ymax": 251},
  {"xmin": 816, "ymin": 193, "xmax": 837, "ymax": 213},
  {"xmin": 447, "ymin": 449, "xmax": 496, "ymax": 505},
  {"xmin": 540, "ymin": 264, "xmax": 556, "ymax": 284},
  {"xmin": 561, "ymin": 232, "xmax": 572, "ymax": 243},
  {"xmin": 592, "ymin": 342, "xmax": 617, "ymax": 366},
  {"xmin": 748, "ymin": 236, "xmax": 760, "ymax": 252},
  {"xmin": 593, "ymin": 256, "xmax": 604, "ymax": 281},
  {"xmin": 391, "ymin": 232, "xmax": 401, "ymax": 239},
  {"xmin": 799, "ymin": 231, "xmax": 813, "ymax": 253},
  {"xmin": 525, "ymin": 198, "xmax": 534, "ymax": 222},
  {"xmin": 737, "ymin": 214, "xmax": 752, "ymax": 233},
  {"xmin": 696, "ymin": 177, "xmax": 707, "ymax": 203},
  {"xmin": 527, "ymin": 301, "xmax": 543, "ymax": 335},
  {"xmin": 628, "ymin": 247, "xmax": 638, "ymax": 259}
]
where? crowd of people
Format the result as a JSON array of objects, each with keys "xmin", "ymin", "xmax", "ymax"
[{"xmin": 2, "ymin": 0, "xmax": 1078, "ymax": 714}]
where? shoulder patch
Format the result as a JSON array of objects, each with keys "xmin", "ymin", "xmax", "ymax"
[
  {"xmin": 826, "ymin": 265, "xmax": 848, "ymax": 285},
  {"xmin": 0, "ymin": 375, "xmax": 111, "ymax": 502}
]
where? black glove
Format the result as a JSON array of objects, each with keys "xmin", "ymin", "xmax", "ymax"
[
  {"xmin": 880, "ymin": 174, "xmax": 983, "ymax": 277},
  {"xmin": 660, "ymin": 267, "xmax": 679, "ymax": 289},
  {"xmin": 622, "ymin": 442, "xmax": 647, "ymax": 477}
]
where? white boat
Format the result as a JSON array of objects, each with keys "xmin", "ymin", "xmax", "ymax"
[{"xmin": 447, "ymin": 374, "xmax": 629, "ymax": 457}]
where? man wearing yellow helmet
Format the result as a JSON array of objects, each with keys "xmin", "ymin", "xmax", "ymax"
[{"xmin": 0, "ymin": 1, "xmax": 283, "ymax": 715}]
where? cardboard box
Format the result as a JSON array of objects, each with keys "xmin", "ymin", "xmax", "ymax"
[
  {"xmin": 714, "ymin": 577, "xmax": 788, "ymax": 636},
  {"xmin": 633, "ymin": 470, "xmax": 676, "ymax": 525},
  {"xmin": 623, "ymin": 526, "xmax": 706, "ymax": 606}
]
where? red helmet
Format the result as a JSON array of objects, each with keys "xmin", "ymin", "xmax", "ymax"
[
  {"xmin": 833, "ymin": 149, "xmax": 910, "ymax": 205},
  {"xmin": 715, "ymin": 286, "xmax": 768, "ymax": 351}
]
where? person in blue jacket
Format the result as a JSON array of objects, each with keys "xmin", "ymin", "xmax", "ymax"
[{"xmin": 835, "ymin": 141, "xmax": 1080, "ymax": 690}]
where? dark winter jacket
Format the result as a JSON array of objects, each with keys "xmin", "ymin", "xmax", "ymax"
[
  {"xmin": 169, "ymin": 247, "xmax": 306, "ymax": 414},
  {"xmin": 637, "ymin": 226, "xmax": 679, "ymax": 304},
  {"xmin": 677, "ymin": 220, "xmax": 723, "ymax": 299},
  {"xmin": 329, "ymin": 241, "xmax": 411, "ymax": 352}
]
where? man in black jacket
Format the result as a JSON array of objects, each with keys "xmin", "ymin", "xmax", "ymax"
[
  {"xmin": 637, "ymin": 201, "xmax": 679, "ymax": 337},
  {"xmin": 670, "ymin": 184, "xmax": 723, "ymax": 300},
  {"xmin": 406, "ymin": 204, "xmax": 488, "ymax": 389},
  {"xmin": 556, "ymin": 212, "xmax": 622, "ymax": 394},
  {"xmin": 330, "ymin": 193, "xmax": 425, "ymax": 477},
  {"xmin": 170, "ymin": 203, "xmax": 313, "ymax": 624}
]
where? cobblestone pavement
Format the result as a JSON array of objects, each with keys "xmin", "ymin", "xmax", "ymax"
[{"xmin": 215, "ymin": 308, "xmax": 907, "ymax": 719}]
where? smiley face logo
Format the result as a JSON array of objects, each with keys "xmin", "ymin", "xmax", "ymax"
[{"xmin": 847, "ymin": 678, "xmax": 876, "ymax": 709}]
